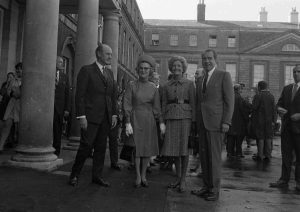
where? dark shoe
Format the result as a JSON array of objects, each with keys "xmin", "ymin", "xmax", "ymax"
[
  {"xmin": 190, "ymin": 167, "xmax": 197, "ymax": 172},
  {"xmin": 68, "ymin": 176, "xmax": 78, "ymax": 186},
  {"xmin": 168, "ymin": 181, "xmax": 180, "ymax": 189},
  {"xmin": 263, "ymin": 157, "xmax": 270, "ymax": 163},
  {"xmin": 135, "ymin": 182, "xmax": 142, "ymax": 188},
  {"xmin": 205, "ymin": 192, "xmax": 219, "ymax": 201},
  {"xmin": 269, "ymin": 180, "xmax": 288, "ymax": 188},
  {"xmin": 92, "ymin": 177, "xmax": 110, "ymax": 187},
  {"xmin": 111, "ymin": 164, "xmax": 121, "ymax": 171},
  {"xmin": 191, "ymin": 188, "xmax": 209, "ymax": 198},
  {"xmin": 252, "ymin": 155, "xmax": 262, "ymax": 161},
  {"xmin": 141, "ymin": 180, "xmax": 149, "ymax": 188}
]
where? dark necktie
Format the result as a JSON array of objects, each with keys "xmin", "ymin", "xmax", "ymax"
[
  {"xmin": 291, "ymin": 83, "xmax": 298, "ymax": 101},
  {"xmin": 202, "ymin": 72, "xmax": 208, "ymax": 93}
]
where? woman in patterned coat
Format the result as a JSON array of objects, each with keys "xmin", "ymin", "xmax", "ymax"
[{"xmin": 161, "ymin": 55, "xmax": 196, "ymax": 192}]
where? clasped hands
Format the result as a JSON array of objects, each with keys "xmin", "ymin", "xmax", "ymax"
[{"xmin": 125, "ymin": 122, "xmax": 166, "ymax": 136}]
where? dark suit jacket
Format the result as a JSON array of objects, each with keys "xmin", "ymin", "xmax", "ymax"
[
  {"xmin": 196, "ymin": 69, "xmax": 234, "ymax": 131},
  {"xmin": 75, "ymin": 62, "xmax": 117, "ymax": 125},
  {"xmin": 277, "ymin": 83, "xmax": 300, "ymax": 134},
  {"xmin": 54, "ymin": 69, "xmax": 70, "ymax": 116}
]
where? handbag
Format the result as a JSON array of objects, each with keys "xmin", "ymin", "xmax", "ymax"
[{"xmin": 120, "ymin": 144, "xmax": 135, "ymax": 162}]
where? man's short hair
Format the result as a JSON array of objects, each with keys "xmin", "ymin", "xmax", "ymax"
[
  {"xmin": 202, "ymin": 49, "xmax": 217, "ymax": 60},
  {"xmin": 258, "ymin": 80, "xmax": 268, "ymax": 90},
  {"xmin": 15, "ymin": 62, "xmax": 22, "ymax": 70}
]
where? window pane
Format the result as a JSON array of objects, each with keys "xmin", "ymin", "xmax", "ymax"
[
  {"xmin": 225, "ymin": 63, "xmax": 236, "ymax": 84},
  {"xmin": 189, "ymin": 35, "xmax": 197, "ymax": 47},
  {"xmin": 185, "ymin": 63, "xmax": 198, "ymax": 81},
  {"xmin": 285, "ymin": 65, "xmax": 295, "ymax": 85},
  {"xmin": 170, "ymin": 34, "xmax": 178, "ymax": 46},
  {"xmin": 228, "ymin": 36, "xmax": 236, "ymax": 48},
  {"xmin": 209, "ymin": 35, "xmax": 217, "ymax": 48},
  {"xmin": 152, "ymin": 34, "xmax": 159, "ymax": 46},
  {"xmin": 253, "ymin": 64, "xmax": 265, "ymax": 87}
]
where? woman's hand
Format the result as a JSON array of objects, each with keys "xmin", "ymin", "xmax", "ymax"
[
  {"xmin": 160, "ymin": 123, "xmax": 166, "ymax": 134},
  {"xmin": 125, "ymin": 123, "xmax": 133, "ymax": 136}
]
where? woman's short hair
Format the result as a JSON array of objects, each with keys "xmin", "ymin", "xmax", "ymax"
[{"xmin": 168, "ymin": 56, "xmax": 188, "ymax": 73}]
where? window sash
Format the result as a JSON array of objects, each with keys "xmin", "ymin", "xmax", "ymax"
[
  {"xmin": 284, "ymin": 65, "xmax": 295, "ymax": 85},
  {"xmin": 170, "ymin": 35, "xmax": 179, "ymax": 46},
  {"xmin": 253, "ymin": 64, "xmax": 265, "ymax": 87},
  {"xmin": 225, "ymin": 63, "xmax": 237, "ymax": 84}
]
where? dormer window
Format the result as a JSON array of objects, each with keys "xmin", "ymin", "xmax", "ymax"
[{"xmin": 282, "ymin": 44, "xmax": 300, "ymax": 52}]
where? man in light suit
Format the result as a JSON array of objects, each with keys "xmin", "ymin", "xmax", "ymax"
[
  {"xmin": 192, "ymin": 49, "xmax": 234, "ymax": 201},
  {"xmin": 269, "ymin": 64, "xmax": 300, "ymax": 191},
  {"xmin": 69, "ymin": 43, "xmax": 117, "ymax": 187}
]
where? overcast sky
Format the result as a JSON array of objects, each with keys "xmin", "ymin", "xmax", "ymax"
[{"xmin": 136, "ymin": 0, "xmax": 300, "ymax": 22}]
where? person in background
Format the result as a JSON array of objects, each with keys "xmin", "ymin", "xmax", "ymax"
[
  {"xmin": 251, "ymin": 81, "xmax": 276, "ymax": 162},
  {"xmin": 161, "ymin": 55, "xmax": 196, "ymax": 193},
  {"xmin": 192, "ymin": 49, "xmax": 234, "ymax": 201},
  {"xmin": 68, "ymin": 43, "xmax": 117, "ymax": 187},
  {"xmin": 226, "ymin": 84, "xmax": 252, "ymax": 159},
  {"xmin": 0, "ymin": 63, "xmax": 22, "ymax": 152},
  {"xmin": 53, "ymin": 56, "xmax": 70, "ymax": 156},
  {"xmin": 123, "ymin": 54, "xmax": 165, "ymax": 188},
  {"xmin": 269, "ymin": 64, "xmax": 300, "ymax": 191}
]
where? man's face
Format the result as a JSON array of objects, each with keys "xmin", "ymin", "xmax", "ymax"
[
  {"xmin": 15, "ymin": 67, "xmax": 22, "ymax": 78},
  {"xmin": 98, "ymin": 45, "xmax": 112, "ymax": 65},
  {"xmin": 202, "ymin": 51, "xmax": 217, "ymax": 72},
  {"xmin": 293, "ymin": 65, "xmax": 300, "ymax": 83}
]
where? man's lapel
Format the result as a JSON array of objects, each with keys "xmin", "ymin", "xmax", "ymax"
[{"xmin": 93, "ymin": 62, "xmax": 107, "ymax": 85}]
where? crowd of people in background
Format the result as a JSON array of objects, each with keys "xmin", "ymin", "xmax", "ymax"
[{"xmin": 1, "ymin": 44, "xmax": 299, "ymax": 201}]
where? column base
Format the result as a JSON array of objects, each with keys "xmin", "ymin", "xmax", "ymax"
[
  {"xmin": 63, "ymin": 136, "xmax": 80, "ymax": 151},
  {"xmin": 3, "ymin": 145, "xmax": 63, "ymax": 172}
]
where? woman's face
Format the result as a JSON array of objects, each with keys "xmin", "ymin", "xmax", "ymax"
[
  {"xmin": 138, "ymin": 62, "xmax": 151, "ymax": 80},
  {"xmin": 7, "ymin": 73, "xmax": 15, "ymax": 82},
  {"xmin": 172, "ymin": 60, "xmax": 183, "ymax": 77}
]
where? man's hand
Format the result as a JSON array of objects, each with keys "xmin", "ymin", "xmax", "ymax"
[
  {"xmin": 111, "ymin": 116, "xmax": 118, "ymax": 128},
  {"xmin": 221, "ymin": 123, "xmax": 230, "ymax": 133},
  {"xmin": 160, "ymin": 123, "xmax": 166, "ymax": 135},
  {"xmin": 125, "ymin": 123, "xmax": 133, "ymax": 136},
  {"xmin": 79, "ymin": 117, "xmax": 88, "ymax": 130},
  {"xmin": 291, "ymin": 113, "xmax": 300, "ymax": 121}
]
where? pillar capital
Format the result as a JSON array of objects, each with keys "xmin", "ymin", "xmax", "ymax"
[{"xmin": 100, "ymin": 9, "xmax": 121, "ymax": 20}]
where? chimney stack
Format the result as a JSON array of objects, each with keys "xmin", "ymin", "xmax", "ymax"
[
  {"xmin": 290, "ymin": 7, "xmax": 299, "ymax": 24},
  {"xmin": 197, "ymin": 0, "xmax": 206, "ymax": 22},
  {"xmin": 259, "ymin": 7, "xmax": 268, "ymax": 23}
]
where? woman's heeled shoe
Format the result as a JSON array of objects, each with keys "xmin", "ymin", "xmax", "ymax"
[
  {"xmin": 168, "ymin": 181, "xmax": 180, "ymax": 189},
  {"xmin": 135, "ymin": 182, "xmax": 142, "ymax": 188},
  {"xmin": 141, "ymin": 180, "xmax": 149, "ymax": 188}
]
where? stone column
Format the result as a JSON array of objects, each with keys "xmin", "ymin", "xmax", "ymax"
[
  {"xmin": 65, "ymin": 0, "xmax": 99, "ymax": 150},
  {"xmin": 101, "ymin": 10, "xmax": 121, "ymax": 80},
  {"xmin": 6, "ymin": 0, "xmax": 62, "ymax": 171}
]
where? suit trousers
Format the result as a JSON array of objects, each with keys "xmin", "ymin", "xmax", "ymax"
[
  {"xmin": 199, "ymin": 128, "xmax": 224, "ymax": 193},
  {"xmin": 71, "ymin": 115, "xmax": 110, "ymax": 179},
  {"xmin": 280, "ymin": 129, "xmax": 300, "ymax": 183},
  {"xmin": 53, "ymin": 108, "xmax": 63, "ymax": 155},
  {"xmin": 108, "ymin": 124, "xmax": 119, "ymax": 165}
]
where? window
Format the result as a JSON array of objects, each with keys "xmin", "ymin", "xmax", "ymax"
[
  {"xmin": 253, "ymin": 64, "xmax": 265, "ymax": 87},
  {"xmin": 282, "ymin": 44, "xmax": 300, "ymax": 52},
  {"xmin": 122, "ymin": 31, "xmax": 126, "ymax": 64},
  {"xmin": 170, "ymin": 34, "xmax": 178, "ymax": 46},
  {"xmin": 284, "ymin": 65, "xmax": 295, "ymax": 85},
  {"xmin": 186, "ymin": 63, "xmax": 198, "ymax": 81},
  {"xmin": 209, "ymin": 35, "xmax": 217, "ymax": 48},
  {"xmin": 225, "ymin": 63, "xmax": 237, "ymax": 84},
  {"xmin": 189, "ymin": 35, "xmax": 197, "ymax": 47},
  {"xmin": 228, "ymin": 36, "xmax": 236, "ymax": 48},
  {"xmin": 151, "ymin": 34, "xmax": 159, "ymax": 46}
]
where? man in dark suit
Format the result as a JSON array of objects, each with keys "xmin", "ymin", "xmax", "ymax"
[
  {"xmin": 69, "ymin": 43, "xmax": 117, "ymax": 187},
  {"xmin": 192, "ymin": 49, "xmax": 234, "ymax": 201},
  {"xmin": 270, "ymin": 64, "xmax": 300, "ymax": 191},
  {"xmin": 53, "ymin": 56, "xmax": 70, "ymax": 156}
]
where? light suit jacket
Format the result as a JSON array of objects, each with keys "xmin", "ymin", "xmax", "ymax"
[{"xmin": 196, "ymin": 68, "xmax": 234, "ymax": 132}]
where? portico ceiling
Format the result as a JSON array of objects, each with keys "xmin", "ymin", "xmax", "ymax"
[{"xmin": 16, "ymin": 0, "xmax": 120, "ymax": 14}]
